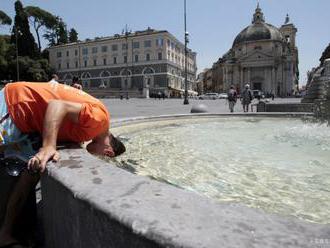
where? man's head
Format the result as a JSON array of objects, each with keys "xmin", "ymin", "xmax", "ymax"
[
  {"xmin": 51, "ymin": 74, "xmax": 59, "ymax": 81},
  {"xmin": 230, "ymin": 85, "xmax": 234, "ymax": 89},
  {"xmin": 86, "ymin": 131, "xmax": 126, "ymax": 157},
  {"xmin": 72, "ymin": 76, "xmax": 79, "ymax": 84},
  {"xmin": 245, "ymin": 84, "xmax": 250, "ymax": 89}
]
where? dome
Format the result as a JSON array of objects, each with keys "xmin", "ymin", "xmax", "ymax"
[
  {"xmin": 233, "ymin": 22, "xmax": 284, "ymax": 47},
  {"xmin": 232, "ymin": 4, "xmax": 284, "ymax": 47}
]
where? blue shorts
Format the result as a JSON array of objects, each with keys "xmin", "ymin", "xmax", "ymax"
[{"xmin": 0, "ymin": 89, "xmax": 40, "ymax": 175}]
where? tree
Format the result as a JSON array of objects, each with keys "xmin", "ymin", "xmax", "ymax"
[
  {"xmin": 43, "ymin": 17, "xmax": 69, "ymax": 46},
  {"xmin": 320, "ymin": 43, "xmax": 330, "ymax": 66},
  {"xmin": 57, "ymin": 19, "xmax": 68, "ymax": 44},
  {"xmin": 24, "ymin": 6, "xmax": 57, "ymax": 52},
  {"xmin": 0, "ymin": 10, "xmax": 12, "ymax": 25},
  {"xmin": 68, "ymin": 28, "xmax": 78, "ymax": 43},
  {"xmin": 11, "ymin": 1, "xmax": 38, "ymax": 58}
]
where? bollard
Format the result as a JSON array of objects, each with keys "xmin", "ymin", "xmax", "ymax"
[{"xmin": 190, "ymin": 104, "xmax": 208, "ymax": 113}]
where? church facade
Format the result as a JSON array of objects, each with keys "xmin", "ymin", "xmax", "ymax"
[{"xmin": 212, "ymin": 4, "xmax": 299, "ymax": 96}]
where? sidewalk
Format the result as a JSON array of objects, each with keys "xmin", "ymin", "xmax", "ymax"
[{"xmin": 101, "ymin": 98, "xmax": 302, "ymax": 120}]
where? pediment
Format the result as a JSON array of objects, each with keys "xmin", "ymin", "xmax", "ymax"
[{"xmin": 239, "ymin": 51, "xmax": 273, "ymax": 62}]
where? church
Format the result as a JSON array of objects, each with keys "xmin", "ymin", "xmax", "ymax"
[{"xmin": 211, "ymin": 4, "xmax": 299, "ymax": 96}]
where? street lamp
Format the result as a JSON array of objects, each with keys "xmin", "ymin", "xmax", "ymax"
[
  {"xmin": 183, "ymin": 0, "xmax": 189, "ymax": 105},
  {"xmin": 14, "ymin": 28, "xmax": 22, "ymax": 81}
]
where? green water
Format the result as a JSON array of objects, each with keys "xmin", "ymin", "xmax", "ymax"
[{"xmin": 113, "ymin": 117, "xmax": 330, "ymax": 224}]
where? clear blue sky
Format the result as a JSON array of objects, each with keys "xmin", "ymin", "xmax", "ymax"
[{"xmin": 1, "ymin": 0, "xmax": 329, "ymax": 86}]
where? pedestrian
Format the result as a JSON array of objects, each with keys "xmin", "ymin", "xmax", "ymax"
[
  {"xmin": 0, "ymin": 82, "xmax": 126, "ymax": 247},
  {"xmin": 157, "ymin": 91, "xmax": 161, "ymax": 100},
  {"xmin": 227, "ymin": 85, "xmax": 238, "ymax": 113},
  {"xmin": 49, "ymin": 74, "xmax": 59, "ymax": 84},
  {"xmin": 71, "ymin": 76, "xmax": 83, "ymax": 90},
  {"xmin": 241, "ymin": 84, "xmax": 253, "ymax": 112}
]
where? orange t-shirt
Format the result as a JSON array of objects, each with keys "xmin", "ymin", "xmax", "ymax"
[{"xmin": 4, "ymin": 82, "xmax": 110, "ymax": 142}]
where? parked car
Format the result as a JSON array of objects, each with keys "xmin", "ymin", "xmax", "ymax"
[
  {"xmin": 218, "ymin": 93, "xmax": 228, "ymax": 99},
  {"xmin": 198, "ymin": 93, "xmax": 219, "ymax": 100}
]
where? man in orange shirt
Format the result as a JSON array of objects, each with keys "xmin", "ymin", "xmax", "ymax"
[{"xmin": 0, "ymin": 82, "xmax": 125, "ymax": 247}]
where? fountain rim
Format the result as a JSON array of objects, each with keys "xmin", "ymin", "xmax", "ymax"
[
  {"xmin": 42, "ymin": 111, "xmax": 327, "ymax": 248},
  {"xmin": 111, "ymin": 112, "xmax": 314, "ymax": 128}
]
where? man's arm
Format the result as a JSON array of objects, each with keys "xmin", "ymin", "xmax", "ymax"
[{"xmin": 27, "ymin": 100, "xmax": 82, "ymax": 173}]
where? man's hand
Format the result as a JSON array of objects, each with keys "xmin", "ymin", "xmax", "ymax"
[{"xmin": 27, "ymin": 146, "xmax": 60, "ymax": 173}]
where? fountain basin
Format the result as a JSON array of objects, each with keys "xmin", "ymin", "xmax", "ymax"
[{"xmin": 41, "ymin": 113, "xmax": 330, "ymax": 248}]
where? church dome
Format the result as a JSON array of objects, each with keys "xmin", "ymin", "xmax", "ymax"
[{"xmin": 233, "ymin": 4, "xmax": 284, "ymax": 47}]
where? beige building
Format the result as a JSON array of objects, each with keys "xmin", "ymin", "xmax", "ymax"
[
  {"xmin": 48, "ymin": 28, "xmax": 197, "ymax": 97},
  {"xmin": 212, "ymin": 4, "xmax": 299, "ymax": 96}
]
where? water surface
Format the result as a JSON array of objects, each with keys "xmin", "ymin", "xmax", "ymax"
[{"xmin": 113, "ymin": 117, "xmax": 330, "ymax": 224}]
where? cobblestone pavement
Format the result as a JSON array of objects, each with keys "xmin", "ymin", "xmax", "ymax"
[{"xmin": 101, "ymin": 97, "xmax": 302, "ymax": 120}]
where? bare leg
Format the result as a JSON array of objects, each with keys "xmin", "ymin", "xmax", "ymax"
[{"xmin": 0, "ymin": 170, "xmax": 40, "ymax": 246}]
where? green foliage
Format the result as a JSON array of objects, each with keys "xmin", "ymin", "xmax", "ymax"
[
  {"xmin": 11, "ymin": 1, "xmax": 38, "ymax": 58},
  {"xmin": 0, "ymin": 1, "xmax": 78, "ymax": 82},
  {"xmin": 0, "ymin": 10, "xmax": 12, "ymax": 25},
  {"xmin": 57, "ymin": 19, "xmax": 68, "ymax": 44},
  {"xmin": 43, "ymin": 17, "xmax": 69, "ymax": 46},
  {"xmin": 24, "ymin": 6, "xmax": 57, "ymax": 52},
  {"xmin": 68, "ymin": 28, "xmax": 78, "ymax": 43},
  {"xmin": 7, "ymin": 56, "xmax": 54, "ymax": 81},
  {"xmin": 320, "ymin": 43, "xmax": 330, "ymax": 66}
]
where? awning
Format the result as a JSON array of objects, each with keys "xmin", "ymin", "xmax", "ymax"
[
  {"xmin": 188, "ymin": 90, "xmax": 198, "ymax": 95},
  {"xmin": 168, "ymin": 87, "xmax": 184, "ymax": 93}
]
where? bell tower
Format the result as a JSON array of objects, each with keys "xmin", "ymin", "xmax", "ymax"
[{"xmin": 280, "ymin": 14, "xmax": 297, "ymax": 49}]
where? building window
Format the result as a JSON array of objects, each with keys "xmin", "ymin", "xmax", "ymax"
[
  {"xmin": 75, "ymin": 50, "xmax": 78, "ymax": 56},
  {"xmin": 133, "ymin": 42, "xmax": 140, "ymax": 49},
  {"xmin": 146, "ymin": 53, "xmax": 150, "ymax": 61},
  {"xmin": 84, "ymin": 60, "xmax": 87, "ymax": 67},
  {"xmin": 167, "ymin": 39, "xmax": 170, "ymax": 46},
  {"xmin": 66, "ymin": 51, "xmax": 69, "ymax": 57},
  {"xmin": 92, "ymin": 47, "xmax": 98, "ymax": 54},
  {"xmin": 113, "ymin": 57, "xmax": 117, "ymax": 64},
  {"xmin": 112, "ymin": 44, "xmax": 118, "ymax": 51},
  {"xmin": 67, "ymin": 62, "xmax": 69, "ymax": 69},
  {"xmin": 103, "ymin": 58, "xmax": 107, "ymax": 65},
  {"xmin": 156, "ymin": 38, "xmax": 163, "ymax": 47},
  {"xmin": 82, "ymin": 48, "xmax": 88, "ymax": 55},
  {"xmin": 144, "ymin": 40, "xmax": 151, "ymax": 48},
  {"xmin": 101, "ymin": 46, "xmax": 107, "ymax": 52},
  {"xmin": 135, "ymin": 54, "xmax": 138, "ymax": 62},
  {"xmin": 171, "ymin": 42, "xmax": 175, "ymax": 49},
  {"xmin": 57, "ymin": 52, "xmax": 62, "ymax": 58},
  {"xmin": 122, "ymin": 43, "xmax": 128, "ymax": 50},
  {"xmin": 58, "ymin": 63, "xmax": 61, "ymax": 69},
  {"xmin": 75, "ymin": 61, "xmax": 78, "ymax": 68},
  {"xmin": 124, "ymin": 55, "xmax": 127, "ymax": 63},
  {"xmin": 93, "ymin": 59, "xmax": 97, "ymax": 66},
  {"xmin": 158, "ymin": 52, "xmax": 162, "ymax": 60}
]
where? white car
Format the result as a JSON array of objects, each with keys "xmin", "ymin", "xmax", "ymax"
[
  {"xmin": 199, "ymin": 93, "xmax": 219, "ymax": 100},
  {"xmin": 218, "ymin": 93, "xmax": 228, "ymax": 99}
]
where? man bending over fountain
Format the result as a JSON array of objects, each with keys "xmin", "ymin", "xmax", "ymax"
[{"xmin": 0, "ymin": 82, "xmax": 126, "ymax": 247}]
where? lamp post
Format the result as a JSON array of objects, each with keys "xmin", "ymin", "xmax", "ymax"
[
  {"xmin": 15, "ymin": 28, "xmax": 22, "ymax": 81},
  {"xmin": 183, "ymin": 0, "xmax": 189, "ymax": 105}
]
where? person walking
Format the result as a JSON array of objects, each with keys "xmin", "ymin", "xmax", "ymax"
[
  {"xmin": 227, "ymin": 86, "xmax": 238, "ymax": 113},
  {"xmin": 241, "ymin": 84, "xmax": 253, "ymax": 112}
]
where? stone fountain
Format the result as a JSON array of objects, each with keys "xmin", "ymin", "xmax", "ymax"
[{"xmin": 303, "ymin": 59, "xmax": 330, "ymax": 122}]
